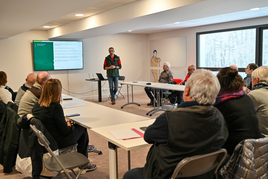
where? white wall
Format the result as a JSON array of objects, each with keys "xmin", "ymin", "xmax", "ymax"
[
  {"xmin": 0, "ymin": 30, "xmax": 48, "ymax": 89},
  {"xmin": 1, "ymin": 16, "xmax": 268, "ymax": 99},
  {"xmin": 50, "ymin": 33, "xmax": 149, "ymax": 99},
  {"xmin": 148, "ymin": 16, "xmax": 268, "ymax": 80},
  {"xmin": 0, "ymin": 31, "xmax": 148, "ymax": 99}
]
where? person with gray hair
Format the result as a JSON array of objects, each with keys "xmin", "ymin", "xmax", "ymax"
[
  {"xmin": 167, "ymin": 64, "xmax": 196, "ymax": 105},
  {"xmin": 18, "ymin": 71, "xmax": 50, "ymax": 117},
  {"xmin": 186, "ymin": 68, "xmax": 220, "ymax": 104},
  {"xmin": 248, "ymin": 66, "xmax": 268, "ymax": 137},
  {"xmin": 14, "ymin": 73, "xmax": 37, "ymax": 106},
  {"xmin": 145, "ymin": 62, "xmax": 173, "ymax": 106},
  {"xmin": 123, "ymin": 69, "xmax": 228, "ymax": 179},
  {"xmin": 180, "ymin": 64, "xmax": 196, "ymax": 85}
]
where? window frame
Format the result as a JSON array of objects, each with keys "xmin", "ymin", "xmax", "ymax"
[
  {"xmin": 196, "ymin": 24, "xmax": 268, "ymax": 72},
  {"xmin": 258, "ymin": 26, "xmax": 268, "ymax": 66}
]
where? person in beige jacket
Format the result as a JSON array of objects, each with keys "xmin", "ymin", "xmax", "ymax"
[{"xmin": 248, "ymin": 66, "xmax": 268, "ymax": 137}]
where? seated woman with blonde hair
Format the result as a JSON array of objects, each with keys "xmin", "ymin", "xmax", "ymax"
[
  {"xmin": 32, "ymin": 78, "xmax": 96, "ymax": 172},
  {"xmin": 215, "ymin": 67, "xmax": 262, "ymax": 156}
]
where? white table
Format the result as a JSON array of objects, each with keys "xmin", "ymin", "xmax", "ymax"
[
  {"xmin": 121, "ymin": 81, "xmax": 185, "ymax": 116},
  {"xmin": 63, "ymin": 103, "xmax": 150, "ymax": 129},
  {"xmin": 91, "ymin": 119, "xmax": 155, "ymax": 179},
  {"xmin": 62, "ymin": 94, "xmax": 153, "ymax": 179},
  {"xmin": 61, "ymin": 94, "xmax": 92, "ymax": 109}
]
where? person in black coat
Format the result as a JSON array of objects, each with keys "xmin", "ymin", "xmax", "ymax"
[
  {"xmin": 32, "ymin": 78, "xmax": 96, "ymax": 173},
  {"xmin": 215, "ymin": 67, "xmax": 262, "ymax": 156},
  {"xmin": 123, "ymin": 69, "xmax": 228, "ymax": 179}
]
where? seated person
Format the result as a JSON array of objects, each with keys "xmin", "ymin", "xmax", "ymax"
[
  {"xmin": 215, "ymin": 67, "xmax": 262, "ymax": 156},
  {"xmin": 248, "ymin": 66, "xmax": 268, "ymax": 137},
  {"xmin": 14, "ymin": 73, "xmax": 37, "ymax": 106},
  {"xmin": 230, "ymin": 64, "xmax": 238, "ymax": 70},
  {"xmin": 124, "ymin": 69, "xmax": 228, "ymax": 179},
  {"xmin": 32, "ymin": 79, "xmax": 97, "ymax": 172},
  {"xmin": 0, "ymin": 71, "xmax": 13, "ymax": 104},
  {"xmin": 18, "ymin": 71, "xmax": 49, "ymax": 117},
  {"xmin": 145, "ymin": 62, "xmax": 173, "ymax": 106},
  {"xmin": 244, "ymin": 63, "xmax": 258, "ymax": 90},
  {"xmin": 168, "ymin": 64, "xmax": 195, "ymax": 105}
]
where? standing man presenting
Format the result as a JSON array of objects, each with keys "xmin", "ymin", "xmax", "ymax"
[{"xmin": 104, "ymin": 47, "xmax": 122, "ymax": 105}]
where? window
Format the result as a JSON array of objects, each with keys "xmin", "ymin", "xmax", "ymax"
[
  {"xmin": 197, "ymin": 24, "xmax": 268, "ymax": 72},
  {"xmin": 262, "ymin": 29, "xmax": 268, "ymax": 66},
  {"xmin": 198, "ymin": 28, "xmax": 256, "ymax": 69}
]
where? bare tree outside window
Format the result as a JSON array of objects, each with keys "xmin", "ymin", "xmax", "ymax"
[
  {"xmin": 263, "ymin": 29, "xmax": 268, "ymax": 66},
  {"xmin": 198, "ymin": 29, "xmax": 256, "ymax": 68}
]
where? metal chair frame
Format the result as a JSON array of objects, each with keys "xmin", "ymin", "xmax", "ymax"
[
  {"xmin": 30, "ymin": 124, "xmax": 89, "ymax": 179},
  {"xmin": 116, "ymin": 76, "xmax": 125, "ymax": 99},
  {"xmin": 108, "ymin": 75, "xmax": 125, "ymax": 100},
  {"xmin": 171, "ymin": 149, "xmax": 227, "ymax": 179}
]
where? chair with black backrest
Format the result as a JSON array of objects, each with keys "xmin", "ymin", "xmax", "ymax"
[
  {"xmin": 116, "ymin": 76, "xmax": 125, "ymax": 99},
  {"xmin": 30, "ymin": 124, "xmax": 89, "ymax": 179},
  {"xmin": 171, "ymin": 149, "xmax": 227, "ymax": 179}
]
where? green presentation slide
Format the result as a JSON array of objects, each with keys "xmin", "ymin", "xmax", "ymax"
[{"xmin": 33, "ymin": 41, "xmax": 54, "ymax": 70}]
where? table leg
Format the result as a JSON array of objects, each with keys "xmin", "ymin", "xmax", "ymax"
[
  {"xmin": 121, "ymin": 84, "xmax": 140, "ymax": 108},
  {"xmin": 108, "ymin": 142, "xmax": 118, "ymax": 179},
  {"xmin": 147, "ymin": 89, "xmax": 166, "ymax": 116},
  {"xmin": 98, "ymin": 80, "xmax": 102, "ymax": 102},
  {"xmin": 128, "ymin": 150, "xmax": 131, "ymax": 170}
]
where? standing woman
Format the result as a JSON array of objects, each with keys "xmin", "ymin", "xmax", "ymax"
[
  {"xmin": 32, "ymin": 79, "xmax": 96, "ymax": 172},
  {"xmin": 214, "ymin": 67, "xmax": 262, "ymax": 156},
  {"xmin": 0, "ymin": 71, "xmax": 13, "ymax": 104}
]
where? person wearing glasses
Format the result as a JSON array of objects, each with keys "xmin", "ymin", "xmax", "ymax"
[
  {"xmin": 145, "ymin": 62, "xmax": 173, "ymax": 106},
  {"xmin": 168, "ymin": 64, "xmax": 196, "ymax": 105},
  {"xmin": 104, "ymin": 47, "xmax": 122, "ymax": 105}
]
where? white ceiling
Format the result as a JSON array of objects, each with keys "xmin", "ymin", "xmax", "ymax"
[{"xmin": 1, "ymin": 0, "xmax": 268, "ymax": 40}]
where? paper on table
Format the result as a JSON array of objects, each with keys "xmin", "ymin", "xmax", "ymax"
[{"xmin": 110, "ymin": 128, "xmax": 141, "ymax": 140}]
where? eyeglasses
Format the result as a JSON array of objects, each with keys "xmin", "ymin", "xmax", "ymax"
[{"xmin": 188, "ymin": 69, "xmax": 194, "ymax": 71}]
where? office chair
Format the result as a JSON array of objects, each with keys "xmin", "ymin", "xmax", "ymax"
[
  {"xmin": 30, "ymin": 124, "xmax": 89, "ymax": 179},
  {"xmin": 171, "ymin": 149, "xmax": 227, "ymax": 179}
]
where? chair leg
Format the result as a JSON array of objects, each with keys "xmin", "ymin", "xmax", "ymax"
[
  {"xmin": 93, "ymin": 148, "xmax": 103, "ymax": 155},
  {"xmin": 71, "ymin": 169, "xmax": 78, "ymax": 177},
  {"xmin": 75, "ymin": 169, "xmax": 84, "ymax": 179},
  {"xmin": 62, "ymin": 170, "xmax": 73, "ymax": 179},
  {"xmin": 54, "ymin": 171, "xmax": 61, "ymax": 178},
  {"xmin": 118, "ymin": 91, "xmax": 125, "ymax": 99},
  {"xmin": 88, "ymin": 145, "xmax": 103, "ymax": 155}
]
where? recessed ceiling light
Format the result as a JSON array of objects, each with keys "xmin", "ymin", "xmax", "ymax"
[
  {"xmin": 174, "ymin": 22, "xmax": 180, "ymax": 24},
  {"xmin": 250, "ymin": 8, "xmax": 259, "ymax": 11},
  {"xmin": 43, "ymin": 26, "xmax": 50, "ymax": 28},
  {"xmin": 75, "ymin": 14, "xmax": 84, "ymax": 16},
  {"xmin": 128, "ymin": 30, "xmax": 132, "ymax": 32}
]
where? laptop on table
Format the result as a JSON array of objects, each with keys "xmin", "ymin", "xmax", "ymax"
[{"xmin": 96, "ymin": 73, "xmax": 106, "ymax": 80}]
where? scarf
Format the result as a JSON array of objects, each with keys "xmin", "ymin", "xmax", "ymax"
[
  {"xmin": 214, "ymin": 89, "xmax": 245, "ymax": 105},
  {"xmin": 252, "ymin": 82, "xmax": 268, "ymax": 90}
]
